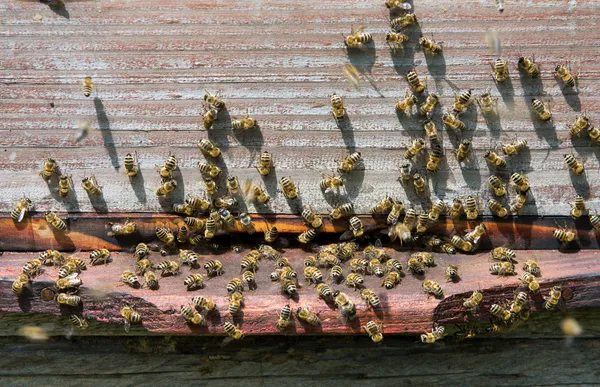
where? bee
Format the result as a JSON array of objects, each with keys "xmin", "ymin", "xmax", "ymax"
[
  {"xmin": 451, "ymin": 235, "xmax": 473, "ymax": 252},
  {"xmin": 328, "ymin": 265, "xmax": 344, "ymax": 283},
  {"xmin": 544, "ymin": 286, "xmax": 562, "ymax": 310},
  {"xmin": 280, "ymin": 277, "xmax": 298, "ymax": 295},
  {"xmin": 203, "ymin": 91, "xmax": 225, "ymax": 111},
  {"xmin": 258, "ymin": 244, "xmax": 283, "ymax": 261},
  {"xmin": 464, "ymin": 223, "xmax": 487, "ymax": 244},
  {"xmin": 22, "ymin": 258, "xmax": 43, "ymax": 278},
  {"xmin": 590, "ymin": 210, "xmax": 600, "ymax": 231},
  {"xmin": 444, "ymin": 265, "xmax": 459, "ymax": 281},
  {"xmin": 107, "ymin": 220, "xmax": 137, "ymax": 237},
  {"xmin": 453, "ymin": 89, "xmax": 473, "ymax": 114},
  {"xmin": 387, "ymin": 201, "xmax": 403, "ymax": 225},
  {"xmin": 419, "ymin": 37, "xmax": 442, "ymax": 54},
  {"xmin": 204, "ymin": 216, "xmax": 217, "ymax": 239},
  {"xmin": 477, "ymin": 89, "xmax": 497, "ymax": 115},
  {"xmin": 521, "ymin": 272, "xmax": 540, "ymax": 292},
  {"xmin": 343, "ymin": 63, "xmax": 360, "ymax": 88},
  {"xmin": 570, "ymin": 195, "xmax": 587, "ymax": 219},
  {"xmin": 82, "ymin": 76, "xmax": 93, "ymax": 97},
  {"xmin": 204, "ymin": 259, "xmax": 224, "ymax": 277},
  {"xmin": 296, "ymin": 306, "xmax": 320, "ymax": 326},
  {"xmin": 197, "ymin": 161, "xmax": 221, "ymax": 178},
  {"xmin": 156, "ymin": 260, "xmax": 180, "ymax": 276},
  {"xmin": 421, "ymin": 326, "xmax": 445, "ymax": 343},
  {"xmin": 156, "ymin": 227, "xmax": 175, "ymax": 245},
  {"xmin": 121, "ymin": 270, "xmax": 140, "ymax": 288},
  {"xmin": 122, "ymin": 152, "xmax": 139, "ymax": 177},
  {"xmin": 422, "ymin": 279, "xmax": 443, "ymax": 298},
  {"xmin": 403, "ymin": 139, "xmax": 426, "ymax": 162},
  {"xmin": 338, "ymin": 152, "xmax": 362, "ymax": 173},
  {"xmin": 488, "ymin": 175, "xmax": 506, "ymax": 197},
  {"xmin": 522, "ymin": 260, "xmax": 541, "ymax": 277},
  {"xmin": 182, "ymin": 273, "xmax": 204, "ymax": 290},
  {"xmin": 40, "ymin": 158, "xmax": 57, "ymax": 181},
  {"xmin": 70, "ymin": 315, "xmax": 89, "ymax": 330},
  {"xmin": 490, "ymin": 261, "xmax": 515, "ymax": 275},
  {"xmin": 192, "ymin": 296, "xmax": 216, "ymax": 312},
  {"xmin": 299, "ymin": 204, "xmax": 323, "ymax": 228},
  {"xmin": 411, "ymin": 173, "xmax": 426, "ymax": 195},
  {"xmin": 279, "ymin": 176, "xmax": 298, "ymax": 200},
  {"xmin": 531, "ymin": 97, "xmax": 552, "ymax": 121},
  {"xmin": 57, "ymin": 293, "xmax": 81, "ymax": 306},
  {"xmin": 414, "ymin": 252, "xmax": 435, "ymax": 267},
  {"xmin": 554, "ymin": 64, "xmax": 576, "ymax": 88},
  {"xmin": 319, "ymin": 173, "xmax": 344, "ymax": 194},
  {"xmin": 416, "ymin": 211, "xmax": 429, "ymax": 234},
  {"xmin": 264, "ymin": 226, "xmax": 278, "ymax": 243},
  {"xmin": 423, "ymin": 120, "xmax": 438, "ymax": 143},
  {"xmin": 348, "ymin": 216, "xmax": 364, "ymax": 238},
  {"xmin": 454, "ymin": 139, "xmax": 471, "ymax": 162},
  {"xmin": 244, "ymin": 180, "xmax": 271, "ymax": 204},
  {"xmin": 345, "ymin": 272, "xmax": 364, "ymax": 289},
  {"xmin": 120, "ymin": 305, "xmax": 142, "ymax": 331},
  {"xmin": 223, "ymin": 321, "xmax": 244, "ymax": 339},
  {"xmin": 407, "ymin": 255, "xmax": 425, "ymax": 275},
  {"xmin": 491, "ymin": 58, "xmax": 508, "ymax": 83},
  {"xmin": 155, "ymin": 179, "xmax": 177, "ymax": 196},
  {"xmin": 385, "ymin": 259, "xmax": 403, "ymax": 273},
  {"xmin": 385, "ymin": 0, "xmax": 412, "ymax": 9},
  {"xmin": 241, "ymin": 270, "xmax": 256, "ymax": 290},
  {"xmin": 424, "ymin": 201, "xmax": 444, "ymax": 223},
  {"xmin": 232, "ymin": 112, "xmax": 257, "ymax": 130},
  {"xmin": 518, "ymin": 56, "xmax": 540, "ymax": 77},
  {"xmin": 134, "ymin": 259, "xmax": 153, "ymax": 275},
  {"xmin": 228, "ymin": 291, "xmax": 244, "ymax": 315},
  {"xmin": 511, "ymin": 172, "xmax": 530, "ymax": 192},
  {"xmin": 276, "ymin": 304, "xmax": 292, "ymax": 330},
  {"xmin": 371, "ymin": 196, "xmax": 394, "ymax": 215},
  {"xmin": 81, "ymin": 175, "xmax": 103, "ymax": 195},
  {"xmin": 449, "ymin": 198, "xmax": 463, "ymax": 218},
  {"xmin": 488, "ymin": 199, "xmax": 508, "ymax": 218},
  {"xmin": 174, "ymin": 225, "xmax": 190, "ymax": 244},
  {"xmin": 588, "ymin": 125, "xmax": 600, "ymax": 143},
  {"xmin": 553, "ymin": 223, "xmax": 576, "ymax": 244},
  {"xmin": 217, "ymin": 208, "xmax": 234, "ymax": 230},
  {"xmin": 492, "ymin": 247, "xmax": 516, "ymax": 262},
  {"xmin": 343, "ymin": 24, "xmax": 372, "ymax": 47},
  {"xmin": 463, "ymin": 290, "xmax": 483, "ymax": 310},
  {"xmin": 501, "ymin": 139, "xmax": 528, "ymax": 157},
  {"xmin": 398, "ymin": 159, "xmax": 412, "ymax": 183},
  {"xmin": 509, "ymin": 192, "xmax": 527, "ymax": 214},
  {"xmin": 179, "ymin": 250, "xmax": 198, "ymax": 267},
  {"xmin": 391, "ymin": 13, "xmax": 417, "ymax": 30},
  {"xmin": 484, "ymin": 150, "xmax": 507, "ymax": 168},
  {"xmin": 338, "ymin": 241, "xmax": 357, "ymax": 261},
  {"xmin": 464, "ymin": 195, "xmax": 478, "ymax": 220},
  {"xmin": 368, "ymin": 259, "xmax": 385, "ymax": 277},
  {"xmin": 12, "ymin": 274, "xmax": 30, "ymax": 296},
  {"xmin": 202, "ymin": 107, "xmax": 218, "ymax": 130},
  {"xmin": 386, "ymin": 31, "xmax": 409, "ymax": 49},
  {"xmin": 58, "ymin": 174, "xmax": 73, "ymax": 197},
  {"xmin": 240, "ymin": 251, "xmax": 259, "ymax": 273},
  {"xmin": 405, "ymin": 69, "xmax": 425, "ymax": 93},
  {"xmin": 333, "ymin": 290, "xmax": 357, "ymax": 320},
  {"xmin": 349, "ymin": 257, "xmax": 368, "ymax": 274},
  {"xmin": 442, "ymin": 112, "xmax": 466, "ymax": 132},
  {"xmin": 316, "ymin": 283, "xmax": 334, "ymax": 301},
  {"xmin": 173, "ymin": 203, "xmax": 195, "ymax": 216},
  {"xmin": 198, "ymin": 139, "xmax": 221, "ymax": 158},
  {"xmin": 304, "ymin": 266, "xmax": 323, "ymax": 285},
  {"xmin": 57, "ymin": 261, "xmax": 78, "ymax": 278},
  {"xmin": 419, "ymin": 94, "xmax": 439, "ymax": 118},
  {"xmin": 44, "ymin": 211, "xmax": 67, "ymax": 231},
  {"xmin": 567, "ymin": 113, "xmax": 591, "ymax": 138},
  {"xmin": 236, "ymin": 212, "xmax": 255, "ymax": 235},
  {"xmin": 360, "ymin": 288, "xmax": 381, "ymax": 309},
  {"xmin": 11, "ymin": 196, "xmax": 32, "ymax": 223},
  {"xmin": 330, "ymin": 92, "xmax": 346, "ymax": 120},
  {"xmin": 40, "ymin": 249, "xmax": 64, "ymax": 266},
  {"xmin": 564, "ymin": 152, "xmax": 584, "ymax": 174},
  {"xmin": 363, "ymin": 321, "xmax": 384, "ymax": 343},
  {"xmin": 490, "ymin": 303, "xmax": 511, "ymax": 321},
  {"xmin": 296, "ymin": 228, "xmax": 318, "ymax": 244},
  {"xmin": 181, "ymin": 304, "xmax": 206, "ymax": 325},
  {"xmin": 157, "ymin": 153, "xmax": 177, "ymax": 179},
  {"xmin": 381, "ymin": 271, "xmax": 401, "ymax": 290},
  {"xmin": 250, "ymin": 151, "xmax": 273, "ymax": 177}
]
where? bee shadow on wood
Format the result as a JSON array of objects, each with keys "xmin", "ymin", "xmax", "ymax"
[
  {"xmin": 569, "ymin": 170, "xmax": 590, "ymax": 199},
  {"xmin": 87, "ymin": 193, "xmax": 108, "ymax": 214},
  {"xmin": 296, "ymin": 320, "xmax": 323, "ymax": 333},
  {"xmin": 345, "ymin": 315, "xmax": 362, "ymax": 333},
  {"xmin": 48, "ymin": 1, "xmax": 70, "ymax": 19},
  {"xmin": 560, "ymin": 86, "xmax": 581, "ymax": 112},
  {"xmin": 460, "ymin": 153, "xmax": 482, "ymax": 192},
  {"xmin": 12, "ymin": 217, "xmax": 31, "ymax": 232},
  {"xmin": 336, "ymin": 115, "xmax": 356, "ymax": 153},
  {"xmin": 233, "ymin": 126, "xmax": 264, "ymax": 159},
  {"xmin": 493, "ymin": 77, "xmax": 515, "ymax": 112},
  {"xmin": 17, "ymin": 293, "xmax": 33, "ymax": 312},
  {"xmin": 260, "ymin": 170, "xmax": 278, "ymax": 215},
  {"xmin": 509, "ymin": 146, "xmax": 532, "ymax": 174},
  {"xmin": 157, "ymin": 168, "xmax": 185, "ymax": 212},
  {"xmin": 574, "ymin": 216, "xmax": 593, "ymax": 248},
  {"xmin": 483, "ymin": 111, "xmax": 503, "ymax": 140},
  {"xmin": 343, "ymin": 169, "xmax": 365, "ymax": 202},
  {"xmin": 390, "ymin": 23, "xmax": 422, "ymax": 77},
  {"xmin": 529, "ymin": 112, "xmax": 560, "ymax": 149},
  {"xmin": 430, "ymin": 165, "xmax": 450, "ymax": 200},
  {"xmin": 50, "ymin": 226, "xmax": 75, "ymax": 250},
  {"xmin": 231, "ymin": 310, "xmax": 244, "ymax": 327},
  {"xmin": 424, "ymin": 50, "xmax": 446, "ymax": 89},
  {"xmin": 286, "ymin": 196, "xmax": 304, "ymax": 214},
  {"xmin": 129, "ymin": 170, "xmax": 147, "ymax": 204},
  {"xmin": 94, "ymin": 98, "xmax": 120, "ymax": 171},
  {"xmin": 209, "ymin": 106, "xmax": 232, "ymax": 148},
  {"xmin": 395, "ymin": 110, "xmax": 421, "ymax": 133}
]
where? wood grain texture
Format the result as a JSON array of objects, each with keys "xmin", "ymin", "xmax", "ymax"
[
  {"xmin": 0, "ymin": 249, "xmax": 597, "ymax": 335},
  {"xmin": 1, "ymin": 0, "xmax": 599, "ymax": 216}
]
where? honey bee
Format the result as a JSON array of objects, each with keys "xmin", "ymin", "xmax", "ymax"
[
  {"xmin": 70, "ymin": 315, "xmax": 89, "ymax": 330},
  {"xmin": 379, "ymin": 271, "xmax": 400, "ymax": 290},
  {"xmin": 155, "ymin": 179, "xmax": 177, "ymax": 197},
  {"xmin": 45, "ymin": 211, "xmax": 67, "ymax": 232},
  {"xmin": 217, "ymin": 208, "xmax": 234, "ymax": 230},
  {"xmin": 262, "ymin": 226, "xmax": 278, "ymax": 243},
  {"xmin": 391, "ymin": 13, "xmax": 417, "ymax": 30},
  {"xmin": 488, "ymin": 175, "xmax": 506, "ymax": 197},
  {"xmin": 175, "ymin": 225, "xmax": 190, "ymax": 244},
  {"xmin": 521, "ymin": 272, "xmax": 540, "ymax": 292},
  {"xmin": 123, "ymin": 152, "xmax": 139, "ymax": 177},
  {"xmin": 343, "ymin": 25, "xmax": 372, "ymax": 48},
  {"xmin": 412, "ymin": 173, "xmax": 426, "ymax": 194},
  {"xmin": 157, "ymin": 153, "xmax": 177, "ymax": 179},
  {"xmin": 22, "ymin": 258, "xmax": 42, "ymax": 279},
  {"xmin": 590, "ymin": 210, "xmax": 600, "ymax": 231},
  {"xmin": 202, "ymin": 107, "xmax": 218, "ymax": 130},
  {"xmin": 407, "ymin": 256, "xmax": 425, "ymax": 275},
  {"xmin": 296, "ymin": 306, "xmax": 320, "ymax": 326},
  {"xmin": 276, "ymin": 304, "xmax": 292, "ymax": 330},
  {"xmin": 281, "ymin": 277, "xmax": 298, "ymax": 295},
  {"xmin": 334, "ymin": 290, "xmax": 357, "ymax": 320},
  {"xmin": 477, "ymin": 89, "xmax": 497, "ymax": 115},
  {"xmin": 490, "ymin": 303, "xmax": 511, "ymax": 321},
  {"xmin": 518, "ymin": 56, "xmax": 540, "ymax": 77},
  {"xmin": 544, "ymin": 286, "xmax": 562, "ymax": 310},
  {"xmin": 228, "ymin": 291, "xmax": 244, "ymax": 315},
  {"xmin": 370, "ymin": 196, "xmax": 394, "ymax": 215},
  {"xmin": 419, "ymin": 36, "xmax": 442, "ymax": 54},
  {"xmin": 451, "ymin": 235, "xmax": 473, "ymax": 252},
  {"xmin": 181, "ymin": 304, "xmax": 206, "ymax": 325},
  {"xmin": 570, "ymin": 195, "xmax": 587, "ymax": 219},
  {"xmin": 236, "ymin": 212, "xmax": 255, "ymax": 235},
  {"xmin": 464, "ymin": 223, "xmax": 487, "ymax": 244},
  {"xmin": 454, "ymin": 139, "xmax": 471, "ymax": 162},
  {"xmin": 297, "ymin": 228, "xmax": 318, "ymax": 244},
  {"xmin": 510, "ymin": 172, "xmax": 530, "ymax": 192},
  {"xmin": 121, "ymin": 270, "xmax": 140, "ymax": 288},
  {"xmin": 492, "ymin": 246, "xmax": 516, "ymax": 262},
  {"xmin": 253, "ymin": 151, "xmax": 273, "ymax": 176},
  {"xmin": 464, "ymin": 195, "xmax": 478, "ymax": 220},
  {"xmin": 567, "ymin": 113, "xmax": 590, "ymax": 137},
  {"xmin": 82, "ymin": 76, "xmax": 93, "ymax": 97},
  {"xmin": 204, "ymin": 216, "xmax": 217, "ymax": 239},
  {"xmin": 553, "ymin": 222, "xmax": 576, "ymax": 245},
  {"xmin": 300, "ymin": 204, "xmax": 323, "ymax": 228},
  {"xmin": 57, "ymin": 261, "xmax": 78, "ymax": 278},
  {"xmin": 57, "ymin": 293, "xmax": 81, "ymax": 306},
  {"xmin": 198, "ymin": 139, "xmax": 221, "ymax": 158},
  {"xmin": 203, "ymin": 91, "xmax": 225, "ymax": 111},
  {"xmin": 182, "ymin": 273, "xmax": 204, "ymax": 290},
  {"xmin": 156, "ymin": 226, "xmax": 175, "ymax": 245},
  {"xmin": 40, "ymin": 158, "xmax": 57, "ymax": 181},
  {"xmin": 416, "ymin": 211, "xmax": 429, "ymax": 234},
  {"xmin": 554, "ymin": 64, "xmax": 576, "ymax": 88},
  {"xmin": 349, "ymin": 257, "xmax": 368, "ymax": 274},
  {"xmin": 564, "ymin": 152, "xmax": 584, "ymax": 174},
  {"xmin": 240, "ymin": 251, "xmax": 260, "ymax": 273},
  {"xmin": 488, "ymin": 199, "xmax": 508, "ymax": 218},
  {"xmin": 279, "ymin": 176, "xmax": 298, "ymax": 200},
  {"xmin": 242, "ymin": 270, "xmax": 256, "ymax": 290},
  {"xmin": 134, "ymin": 259, "xmax": 153, "ymax": 275},
  {"xmin": 345, "ymin": 272, "xmax": 364, "ymax": 289},
  {"xmin": 484, "ymin": 150, "xmax": 507, "ymax": 168},
  {"xmin": 197, "ymin": 161, "xmax": 221, "ymax": 178},
  {"xmin": 453, "ymin": 89, "xmax": 473, "ymax": 115},
  {"xmin": 449, "ymin": 198, "xmax": 463, "ymax": 218},
  {"xmin": 385, "ymin": 0, "xmax": 412, "ymax": 9},
  {"xmin": 192, "ymin": 296, "xmax": 216, "ymax": 312},
  {"xmin": 442, "ymin": 112, "xmax": 466, "ymax": 131},
  {"xmin": 107, "ymin": 219, "xmax": 137, "ymax": 237},
  {"xmin": 387, "ymin": 201, "xmax": 403, "ymax": 225},
  {"xmin": 12, "ymin": 274, "xmax": 30, "ymax": 296},
  {"xmin": 422, "ymin": 279, "xmax": 443, "ymax": 298},
  {"xmin": 319, "ymin": 173, "xmax": 344, "ymax": 194},
  {"xmin": 421, "ymin": 326, "xmax": 445, "ymax": 343},
  {"xmin": 398, "ymin": 159, "xmax": 412, "ymax": 183},
  {"xmin": 343, "ymin": 63, "xmax": 360, "ymax": 88},
  {"xmin": 11, "ymin": 196, "xmax": 32, "ymax": 223},
  {"xmin": 328, "ymin": 265, "xmax": 344, "ymax": 283},
  {"xmin": 338, "ymin": 152, "xmax": 362, "ymax": 173},
  {"xmin": 231, "ymin": 112, "xmax": 257, "ymax": 131},
  {"xmin": 58, "ymin": 174, "xmax": 73, "ymax": 197},
  {"xmin": 531, "ymin": 97, "xmax": 552, "ymax": 121},
  {"xmin": 330, "ymin": 93, "xmax": 346, "ymax": 120},
  {"xmin": 386, "ymin": 31, "xmax": 409, "ymax": 49},
  {"xmin": 173, "ymin": 203, "xmax": 195, "ymax": 216},
  {"xmin": 203, "ymin": 259, "xmax": 224, "ymax": 277},
  {"xmin": 81, "ymin": 175, "xmax": 102, "ymax": 195},
  {"xmin": 357, "ymin": 289, "xmax": 380, "ymax": 310},
  {"xmin": 40, "ymin": 249, "xmax": 64, "ymax": 266},
  {"xmin": 156, "ymin": 260, "xmax": 180, "ymax": 276},
  {"xmin": 522, "ymin": 260, "xmax": 541, "ymax": 277},
  {"xmin": 405, "ymin": 69, "xmax": 425, "ymax": 93},
  {"xmin": 444, "ymin": 265, "xmax": 459, "ymax": 282},
  {"xmin": 316, "ymin": 283, "xmax": 334, "ymax": 301},
  {"xmin": 423, "ymin": 120, "xmax": 438, "ymax": 143},
  {"xmin": 385, "ymin": 259, "xmax": 403, "ymax": 273},
  {"xmin": 501, "ymin": 139, "xmax": 528, "ymax": 157},
  {"xmin": 179, "ymin": 249, "xmax": 199, "ymax": 267},
  {"xmin": 490, "ymin": 261, "xmax": 515, "ymax": 276},
  {"xmin": 368, "ymin": 258, "xmax": 385, "ymax": 277},
  {"xmin": 463, "ymin": 290, "xmax": 483, "ymax": 310},
  {"xmin": 588, "ymin": 125, "xmax": 600, "ymax": 143},
  {"xmin": 509, "ymin": 192, "xmax": 527, "ymax": 213},
  {"xmin": 364, "ymin": 321, "xmax": 384, "ymax": 343},
  {"xmin": 419, "ymin": 94, "xmax": 439, "ymax": 118},
  {"xmin": 223, "ymin": 321, "xmax": 244, "ymax": 339},
  {"xmin": 348, "ymin": 216, "xmax": 364, "ymax": 238},
  {"xmin": 491, "ymin": 58, "xmax": 508, "ymax": 83},
  {"xmin": 303, "ymin": 266, "xmax": 323, "ymax": 285},
  {"xmin": 257, "ymin": 244, "xmax": 282, "ymax": 261}
]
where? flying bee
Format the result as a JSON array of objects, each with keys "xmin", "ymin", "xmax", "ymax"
[
  {"xmin": 45, "ymin": 211, "xmax": 67, "ymax": 232},
  {"xmin": 390, "ymin": 13, "xmax": 417, "ymax": 30},
  {"xmin": 449, "ymin": 198, "xmax": 463, "ymax": 218},
  {"xmin": 223, "ymin": 321, "xmax": 244, "ymax": 339},
  {"xmin": 511, "ymin": 172, "xmax": 530, "ymax": 192},
  {"xmin": 570, "ymin": 195, "xmax": 587, "ymax": 219},
  {"xmin": 203, "ymin": 91, "xmax": 225, "ymax": 111},
  {"xmin": 453, "ymin": 89, "xmax": 473, "ymax": 115},
  {"xmin": 454, "ymin": 139, "xmax": 471, "ymax": 161},
  {"xmin": 419, "ymin": 37, "xmax": 442, "ymax": 54},
  {"xmin": 243, "ymin": 180, "xmax": 270, "ymax": 204},
  {"xmin": 298, "ymin": 228, "xmax": 319, "ymax": 244},
  {"xmin": 423, "ymin": 120, "xmax": 438, "ymax": 142},
  {"xmin": 348, "ymin": 216, "xmax": 364, "ymax": 238},
  {"xmin": 521, "ymin": 272, "xmax": 540, "ymax": 292},
  {"xmin": 553, "ymin": 222, "xmax": 576, "ymax": 245},
  {"xmin": 255, "ymin": 151, "xmax": 273, "ymax": 176},
  {"xmin": 544, "ymin": 286, "xmax": 562, "ymax": 310},
  {"xmin": 422, "ymin": 279, "xmax": 443, "ymax": 298},
  {"xmin": 40, "ymin": 158, "xmax": 57, "ymax": 181},
  {"xmin": 463, "ymin": 290, "xmax": 483, "ymax": 310},
  {"xmin": 57, "ymin": 293, "xmax": 81, "ymax": 306},
  {"xmin": 264, "ymin": 226, "xmax": 279, "ymax": 243},
  {"xmin": 421, "ymin": 326, "xmax": 445, "ymax": 343},
  {"xmin": 442, "ymin": 112, "xmax": 466, "ymax": 132},
  {"xmin": 157, "ymin": 153, "xmax": 177, "ymax": 179},
  {"xmin": 490, "ymin": 303, "xmax": 511, "ymax": 321},
  {"xmin": 490, "ymin": 261, "xmax": 515, "ymax": 275},
  {"xmin": 301, "ymin": 205, "xmax": 323, "ymax": 228},
  {"xmin": 426, "ymin": 143, "xmax": 443, "ymax": 172},
  {"xmin": 280, "ymin": 176, "xmax": 298, "ymax": 199},
  {"xmin": 121, "ymin": 270, "xmax": 140, "ymax": 288},
  {"xmin": 181, "ymin": 304, "xmax": 206, "ymax": 325},
  {"xmin": 491, "ymin": 58, "xmax": 508, "ymax": 83},
  {"xmin": 81, "ymin": 175, "xmax": 103, "ymax": 195},
  {"xmin": 11, "ymin": 196, "xmax": 32, "ymax": 223},
  {"xmin": 338, "ymin": 151, "xmax": 362, "ymax": 173},
  {"xmin": 518, "ymin": 56, "xmax": 540, "ymax": 77},
  {"xmin": 371, "ymin": 196, "xmax": 394, "ymax": 215},
  {"xmin": 156, "ymin": 260, "xmax": 179, "ymax": 276},
  {"xmin": 387, "ymin": 201, "xmax": 403, "ymax": 225},
  {"xmin": 296, "ymin": 306, "xmax": 320, "ymax": 326},
  {"xmin": 419, "ymin": 94, "xmax": 439, "ymax": 118},
  {"xmin": 523, "ymin": 260, "xmax": 541, "ymax": 277},
  {"xmin": 451, "ymin": 235, "xmax": 473, "ymax": 252},
  {"xmin": 198, "ymin": 139, "xmax": 221, "ymax": 158},
  {"xmin": 564, "ymin": 152, "xmax": 584, "ymax": 174},
  {"xmin": 386, "ymin": 31, "xmax": 409, "ymax": 49},
  {"xmin": 407, "ymin": 256, "xmax": 425, "ymax": 275},
  {"xmin": 464, "ymin": 223, "xmax": 487, "ymax": 244},
  {"xmin": 477, "ymin": 89, "xmax": 497, "ymax": 115},
  {"xmin": 58, "ymin": 174, "xmax": 73, "ymax": 198},
  {"xmin": 484, "ymin": 150, "xmax": 507, "ymax": 168},
  {"xmin": 106, "ymin": 219, "xmax": 137, "ymax": 237},
  {"xmin": 343, "ymin": 63, "xmax": 360, "ymax": 88},
  {"xmin": 231, "ymin": 112, "xmax": 257, "ymax": 130},
  {"xmin": 276, "ymin": 304, "xmax": 292, "ymax": 330},
  {"xmin": 554, "ymin": 64, "xmax": 576, "ymax": 88},
  {"xmin": 398, "ymin": 159, "xmax": 412, "ymax": 182},
  {"xmin": 360, "ymin": 288, "xmax": 381, "ymax": 309},
  {"xmin": 492, "ymin": 246, "xmax": 517, "ymax": 262},
  {"xmin": 330, "ymin": 203, "xmax": 354, "ymax": 220},
  {"xmin": 406, "ymin": 69, "xmax": 425, "ymax": 93},
  {"xmin": 487, "ymin": 175, "xmax": 506, "ymax": 197},
  {"xmin": 202, "ymin": 106, "xmax": 218, "ymax": 130},
  {"xmin": 82, "ymin": 76, "xmax": 93, "ymax": 97},
  {"xmin": 330, "ymin": 92, "xmax": 346, "ymax": 120},
  {"xmin": 531, "ymin": 97, "xmax": 552, "ymax": 121},
  {"xmin": 488, "ymin": 199, "xmax": 508, "ymax": 218},
  {"xmin": 343, "ymin": 24, "xmax": 372, "ymax": 48},
  {"xmin": 464, "ymin": 195, "xmax": 478, "ymax": 220},
  {"xmin": 364, "ymin": 321, "xmax": 384, "ymax": 343},
  {"xmin": 197, "ymin": 161, "xmax": 221, "ymax": 178}
]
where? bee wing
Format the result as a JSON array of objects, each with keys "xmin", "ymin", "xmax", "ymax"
[
  {"xmin": 17, "ymin": 207, "xmax": 27, "ymax": 223},
  {"xmin": 124, "ymin": 319, "xmax": 131, "ymax": 333}
]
